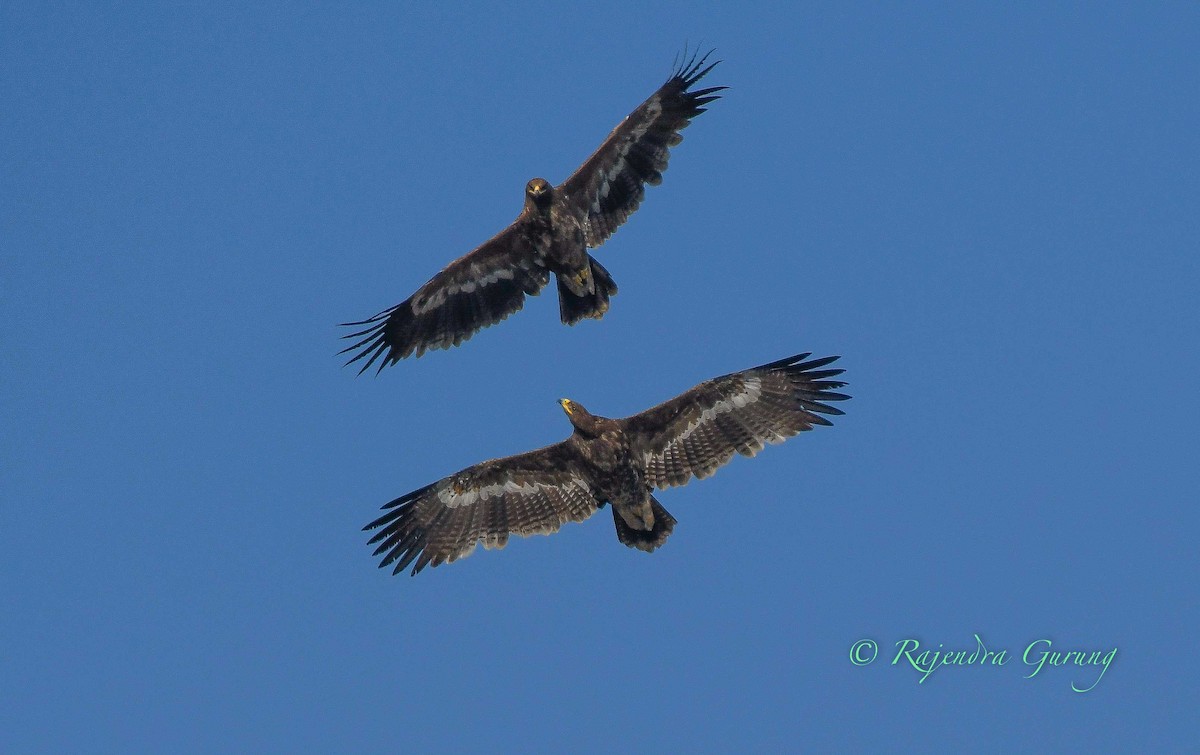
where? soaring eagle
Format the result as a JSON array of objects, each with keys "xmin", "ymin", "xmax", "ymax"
[
  {"xmin": 365, "ymin": 353, "xmax": 849, "ymax": 576},
  {"xmin": 340, "ymin": 51, "xmax": 725, "ymax": 373}
]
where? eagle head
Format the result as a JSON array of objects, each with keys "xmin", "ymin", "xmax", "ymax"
[
  {"xmin": 525, "ymin": 177, "xmax": 552, "ymax": 209},
  {"xmin": 560, "ymin": 398, "xmax": 604, "ymax": 436}
]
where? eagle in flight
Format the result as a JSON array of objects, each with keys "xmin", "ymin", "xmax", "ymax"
[
  {"xmin": 364, "ymin": 353, "xmax": 849, "ymax": 576},
  {"xmin": 340, "ymin": 51, "xmax": 725, "ymax": 373}
]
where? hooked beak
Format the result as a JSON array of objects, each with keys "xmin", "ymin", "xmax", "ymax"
[{"xmin": 559, "ymin": 399, "xmax": 573, "ymax": 415}]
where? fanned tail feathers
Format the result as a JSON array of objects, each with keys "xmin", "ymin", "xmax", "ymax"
[
  {"xmin": 612, "ymin": 496, "xmax": 677, "ymax": 553},
  {"xmin": 557, "ymin": 255, "xmax": 618, "ymax": 325}
]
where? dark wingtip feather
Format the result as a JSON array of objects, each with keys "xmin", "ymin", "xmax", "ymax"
[
  {"xmin": 381, "ymin": 484, "xmax": 434, "ymax": 511},
  {"xmin": 337, "ymin": 300, "xmax": 398, "ymax": 331},
  {"xmin": 756, "ymin": 352, "xmax": 813, "ymax": 371},
  {"xmin": 363, "ymin": 485, "xmax": 433, "ymax": 532},
  {"xmin": 363, "ymin": 507, "xmax": 402, "ymax": 537},
  {"xmin": 795, "ymin": 354, "xmax": 842, "ymax": 371},
  {"xmin": 691, "ymin": 94, "xmax": 726, "ymax": 109},
  {"xmin": 338, "ymin": 328, "xmax": 383, "ymax": 352},
  {"xmin": 392, "ymin": 545, "xmax": 422, "ymax": 576},
  {"xmin": 818, "ymin": 391, "xmax": 852, "ymax": 403},
  {"xmin": 807, "ymin": 402, "xmax": 847, "ymax": 417},
  {"xmin": 671, "ymin": 47, "xmax": 721, "ymax": 88},
  {"xmin": 802, "ymin": 368, "xmax": 844, "ymax": 381},
  {"xmin": 410, "ymin": 550, "xmax": 435, "ymax": 576},
  {"xmin": 356, "ymin": 341, "xmax": 388, "ymax": 375}
]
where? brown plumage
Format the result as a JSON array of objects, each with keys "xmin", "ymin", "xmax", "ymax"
[
  {"xmin": 340, "ymin": 51, "xmax": 725, "ymax": 373},
  {"xmin": 364, "ymin": 353, "xmax": 850, "ymax": 576}
]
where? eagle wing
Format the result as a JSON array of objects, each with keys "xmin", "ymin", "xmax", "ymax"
[
  {"xmin": 557, "ymin": 50, "xmax": 725, "ymax": 247},
  {"xmin": 622, "ymin": 354, "xmax": 850, "ymax": 490},
  {"xmin": 364, "ymin": 443, "xmax": 600, "ymax": 576},
  {"xmin": 339, "ymin": 224, "xmax": 551, "ymax": 372}
]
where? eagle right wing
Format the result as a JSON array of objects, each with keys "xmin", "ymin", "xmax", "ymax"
[
  {"xmin": 557, "ymin": 50, "xmax": 725, "ymax": 247},
  {"xmin": 621, "ymin": 353, "xmax": 850, "ymax": 490},
  {"xmin": 364, "ymin": 443, "xmax": 601, "ymax": 576},
  {"xmin": 339, "ymin": 224, "xmax": 550, "ymax": 372}
]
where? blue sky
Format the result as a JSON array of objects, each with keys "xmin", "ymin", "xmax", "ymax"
[{"xmin": 3, "ymin": 2, "xmax": 1197, "ymax": 751}]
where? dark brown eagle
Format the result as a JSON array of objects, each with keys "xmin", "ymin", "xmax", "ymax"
[
  {"xmin": 364, "ymin": 353, "xmax": 849, "ymax": 576},
  {"xmin": 340, "ymin": 51, "xmax": 725, "ymax": 373}
]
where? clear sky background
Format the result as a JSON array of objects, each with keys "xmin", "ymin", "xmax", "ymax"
[{"xmin": 3, "ymin": 2, "xmax": 1197, "ymax": 751}]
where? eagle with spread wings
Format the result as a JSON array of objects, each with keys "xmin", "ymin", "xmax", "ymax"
[
  {"xmin": 340, "ymin": 51, "xmax": 725, "ymax": 373},
  {"xmin": 364, "ymin": 353, "xmax": 849, "ymax": 576}
]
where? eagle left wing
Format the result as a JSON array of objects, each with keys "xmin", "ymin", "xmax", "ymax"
[
  {"xmin": 621, "ymin": 353, "xmax": 850, "ymax": 490},
  {"xmin": 339, "ymin": 223, "xmax": 550, "ymax": 373},
  {"xmin": 363, "ymin": 443, "xmax": 600, "ymax": 576},
  {"xmin": 557, "ymin": 50, "xmax": 725, "ymax": 247}
]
